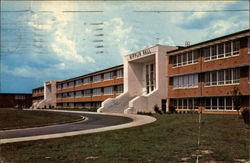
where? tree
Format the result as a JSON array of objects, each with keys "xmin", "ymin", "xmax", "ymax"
[{"xmin": 230, "ymin": 87, "xmax": 242, "ymax": 117}]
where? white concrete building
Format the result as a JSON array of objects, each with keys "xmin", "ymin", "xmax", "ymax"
[{"xmin": 98, "ymin": 45, "xmax": 177, "ymax": 113}]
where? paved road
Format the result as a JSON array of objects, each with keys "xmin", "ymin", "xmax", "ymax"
[{"xmin": 0, "ymin": 111, "xmax": 133, "ymax": 139}]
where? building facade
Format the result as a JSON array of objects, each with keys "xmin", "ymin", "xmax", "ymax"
[
  {"xmin": 31, "ymin": 65, "xmax": 124, "ymax": 109},
  {"xmin": 0, "ymin": 93, "xmax": 32, "ymax": 108},
  {"xmin": 167, "ymin": 29, "xmax": 250, "ymax": 113},
  {"xmin": 31, "ymin": 29, "xmax": 250, "ymax": 114}
]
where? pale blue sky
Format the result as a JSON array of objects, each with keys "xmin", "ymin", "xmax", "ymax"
[{"xmin": 1, "ymin": 1, "xmax": 249, "ymax": 93}]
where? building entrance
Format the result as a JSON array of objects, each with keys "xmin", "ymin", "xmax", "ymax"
[{"xmin": 145, "ymin": 63, "xmax": 155, "ymax": 94}]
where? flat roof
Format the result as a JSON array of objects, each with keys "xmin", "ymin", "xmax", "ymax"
[
  {"xmin": 0, "ymin": 93, "xmax": 32, "ymax": 95},
  {"xmin": 58, "ymin": 64, "xmax": 123, "ymax": 84},
  {"xmin": 167, "ymin": 28, "xmax": 250, "ymax": 55}
]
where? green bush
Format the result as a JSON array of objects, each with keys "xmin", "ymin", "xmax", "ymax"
[
  {"xmin": 241, "ymin": 108, "xmax": 250, "ymax": 125},
  {"xmin": 169, "ymin": 106, "xmax": 176, "ymax": 114},
  {"xmin": 154, "ymin": 105, "xmax": 162, "ymax": 115}
]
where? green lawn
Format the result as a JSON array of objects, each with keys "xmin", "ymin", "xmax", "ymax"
[
  {"xmin": 0, "ymin": 108, "xmax": 81, "ymax": 130},
  {"xmin": 0, "ymin": 114, "xmax": 249, "ymax": 162}
]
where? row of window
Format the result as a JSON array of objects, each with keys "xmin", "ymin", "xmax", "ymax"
[
  {"xmin": 170, "ymin": 97, "xmax": 238, "ymax": 111},
  {"xmin": 57, "ymin": 85, "xmax": 123, "ymax": 98},
  {"xmin": 15, "ymin": 95, "xmax": 26, "ymax": 100},
  {"xmin": 173, "ymin": 74, "xmax": 198, "ymax": 89},
  {"xmin": 172, "ymin": 39, "xmax": 241, "ymax": 68},
  {"xmin": 172, "ymin": 51, "xmax": 198, "ymax": 67},
  {"xmin": 205, "ymin": 97, "xmax": 236, "ymax": 110},
  {"xmin": 57, "ymin": 102, "xmax": 102, "ymax": 108},
  {"xmin": 57, "ymin": 69, "xmax": 123, "ymax": 89},
  {"xmin": 204, "ymin": 68, "xmax": 240, "ymax": 86},
  {"xmin": 33, "ymin": 89, "xmax": 44, "ymax": 94},
  {"xmin": 171, "ymin": 98, "xmax": 199, "ymax": 110},
  {"xmin": 204, "ymin": 40, "xmax": 240, "ymax": 61}
]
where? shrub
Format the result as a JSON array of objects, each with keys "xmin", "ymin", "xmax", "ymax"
[
  {"xmin": 137, "ymin": 112, "xmax": 153, "ymax": 116},
  {"xmin": 154, "ymin": 105, "xmax": 162, "ymax": 115},
  {"xmin": 241, "ymin": 108, "xmax": 250, "ymax": 125},
  {"xmin": 169, "ymin": 106, "xmax": 176, "ymax": 114}
]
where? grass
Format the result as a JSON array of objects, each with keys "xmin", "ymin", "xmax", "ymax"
[
  {"xmin": 0, "ymin": 108, "xmax": 81, "ymax": 130},
  {"xmin": 0, "ymin": 114, "xmax": 249, "ymax": 162}
]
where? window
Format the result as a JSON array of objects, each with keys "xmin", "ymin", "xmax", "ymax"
[
  {"xmin": 187, "ymin": 52, "xmax": 193, "ymax": 64},
  {"xmin": 172, "ymin": 56, "xmax": 177, "ymax": 67},
  {"xmin": 218, "ymin": 70, "xmax": 225, "ymax": 85},
  {"xmin": 211, "ymin": 71, "xmax": 217, "ymax": 85},
  {"xmin": 104, "ymin": 72, "xmax": 113, "ymax": 81},
  {"xmin": 62, "ymin": 83, "xmax": 68, "ymax": 89},
  {"xmin": 204, "ymin": 68, "xmax": 240, "ymax": 86},
  {"xmin": 75, "ymin": 91, "xmax": 82, "ymax": 97},
  {"xmin": 226, "ymin": 97, "xmax": 233, "ymax": 110},
  {"xmin": 211, "ymin": 45, "xmax": 217, "ymax": 60},
  {"xmin": 205, "ymin": 72, "xmax": 211, "ymax": 86},
  {"xmin": 177, "ymin": 54, "xmax": 182, "ymax": 66},
  {"xmin": 182, "ymin": 53, "xmax": 187, "ymax": 65},
  {"xmin": 232, "ymin": 40, "xmax": 240, "ymax": 56},
  {"xmin": 57, "ymin": 93, "xmax": 62, "ymax": 99},
  {"xmin": 15, "ymin": 95, "xmax": 25, "ymax": 100},
  {"xmin": 116, "ymin": 69, "xmax": 123, "ymax": 78},
  {"xmin": 232, "ymin": 68, "xmax": 240, "ymax": 83},
  {"xmin": 193, "ymin": 51, "xmax": 198, "ymax": 62},
  {"xmin": 204, "ymin": 40, "xmax": 240, "ymax": 61},
  {"xmin": 104, "ymin": 86, "xmax": 113, "ymax": 95},
  {"xmin": 173, "ymin": 50, "xmax": 198, "ymax": 67},
  {"xmin": 75, "ymin": 80, "xmax": 82, "ymax": 86},
  {"xmin": 172, "ymin": 98, "xmax": 198, "ymax": 110},
  {"xmin": 218, "ymin": 43, "xmax": 224, "ymax": 58},
  {"xmin": 204, "ymin": 47, "xmax": 211, "ymax": 61},
  {"xmin": 93, "ymin": 88, "xmax": 101, "ymax": 96},
  {"xmin": 68, "ymin": 92, "xmax": 74, "ymax": 98},
  {"xmin": 62, "ymin": 93, "xmax": 67, "ymax": 98},
  {"xmin": 117, "ymin": 85, "xmax": 123, "ymax": 94},
  {"xmin": 173, "ymin": 74, "xmax": 198, "ymax": 89},
  {"xmin": 83, "ymin": 89, "xmax": 91, "ymax": 97},
  {"xmin": 225, "ymin": 69, "xmax": 232, "ymax": 84},
  {"xmin": 225, "ymin": 41, "xmax": 232, "ymax": 57},
  {"xmin": 83, "ymin": 78, "xmax": 90, "ymax": 84},
  {"xmin": 93, "ymin": 75, "xmax": 101, "ymax": 83},
  {"xmin": 205, "ymin": 97, "xmax": 235, "ymax": 110},
  {"xmin": 57, "ymin": 84, "xmax": 62, "ymax": 90},
  {"xmin": 212, "ymin": 97, "xmax": 218, "ymax": 110},
  {"xmin": 68, "ymin": 81, "xmax": 74, "ymax": 88},
  {"xmin": 218, "ymin": 97, "xmax": 224, "ymax": 110}
]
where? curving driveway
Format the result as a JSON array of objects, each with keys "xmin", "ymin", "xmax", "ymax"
[{"xmin": 0, "ymin": 110, "xmax": 156, "ymax": 144}]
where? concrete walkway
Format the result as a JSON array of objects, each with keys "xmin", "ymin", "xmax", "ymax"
[{"xmin": 0, "ymin": 110, "xmax": 156, "ymax": 144}]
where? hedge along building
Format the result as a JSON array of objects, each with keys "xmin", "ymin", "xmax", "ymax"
[{"xmin": 98, "ymin": 45, "xmax": 177, "ymax": 113}]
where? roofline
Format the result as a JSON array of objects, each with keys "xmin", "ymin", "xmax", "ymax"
[
  {"xmin": 58, "ymin": 64, "xmax": 123, "ymax": 83},
  {"xmin": 125, "ymin": 44, "xmax": 177, "ymax": 57},
  {"xmin": 0, "ymin": 93, "xmax": 32, "ymax": 95},
  {"xmin": 32, "ymin": 86, "xmax": 44, "ymax": 91},
  {"xmin": 166, "ymin": 28, "xmax": 250, "ymax": 55}
]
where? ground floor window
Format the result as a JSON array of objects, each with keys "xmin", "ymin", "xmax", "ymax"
[
  {"xmin": 171, "ymin": 98, "xmax": 199, "ymax": 110},
  {"xmin": 116, "ymin": 85, "xmax": 123, "ymax": 94},
  {"xmin": 205, "ymin": 97, "xmax": 235, "ymax": 110}
]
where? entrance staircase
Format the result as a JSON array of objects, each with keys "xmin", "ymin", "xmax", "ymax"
[{"xmin": 97, "ymin": 92, "xmax": 136, "ymax": 113}]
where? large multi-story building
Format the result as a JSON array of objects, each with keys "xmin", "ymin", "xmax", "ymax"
[
  {"xmin": 32, "ymin": 65, "xmax": 123, "ymax": 109},
  {"xmin": 31, "ymin": 29, "xmax": 250, "ymax": 114},
  {"xmin": 167, "ymin": 29, "xmax": 250, "ymax": 113}
]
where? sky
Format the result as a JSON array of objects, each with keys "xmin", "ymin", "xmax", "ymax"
[{"xmin": 0, "ymin": 0, "xmax": 249, "ymax": 93}]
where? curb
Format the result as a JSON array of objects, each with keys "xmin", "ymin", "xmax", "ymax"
[{"xmin": 0, "ymin": 110, "xmax": 156, "ymax": 144}]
